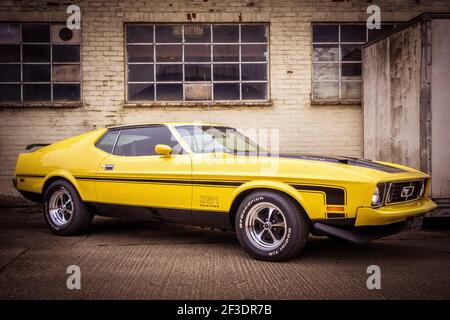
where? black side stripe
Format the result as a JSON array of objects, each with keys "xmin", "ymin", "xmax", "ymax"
[
  {"xmin": 16, "ymin": 174, "xmax": 46, "ymax": 178},
  {"xmin": 17, "ymin": 174, "xmax": 346, "ymax": 205},
  {"xmin": 291, "ymin": 184, "xmax": 346, "ymax": 205},
  {"xmin": 74, "ymin": 176, "xmax": 244, "ymax": 187}
]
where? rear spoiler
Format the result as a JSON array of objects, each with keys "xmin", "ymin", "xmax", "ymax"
[{"xmin": 26, "ymin": 143, "xmax": 50, "ymax": 150}]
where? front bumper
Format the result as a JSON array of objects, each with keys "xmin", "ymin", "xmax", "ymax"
[{"xmin": 355, "ymin": 197, "xmax": 437, "ymax": 226}]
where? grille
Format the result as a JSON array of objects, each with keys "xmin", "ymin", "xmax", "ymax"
[{"xmin": 385, "ymin": 180, "xmax": 425, "ymax": 204}]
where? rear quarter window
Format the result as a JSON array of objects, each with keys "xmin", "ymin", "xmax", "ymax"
[{"xmin": 95, "ymin": 130, "xmax": 120, "ymax": 154}]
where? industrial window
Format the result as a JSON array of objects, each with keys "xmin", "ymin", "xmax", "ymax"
[
  {"xmin": 311, "ymin": 23, "xmax": 399, "ymax": 103},
  {"xmin": 0, "ymin": 23, "xmax": 81, "ymax": 103},
  {"xmin": 125, "ymin": 24, "xmax": 269, "ymax": 102}
]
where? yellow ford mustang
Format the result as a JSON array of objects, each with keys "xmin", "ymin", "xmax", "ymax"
[{"xmin": 14, "ymin": 122, "xmax": 437, "ymax": 261}]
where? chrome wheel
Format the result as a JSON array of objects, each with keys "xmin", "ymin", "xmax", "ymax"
[
  {"xmin": 245, "ymin": 202, "xmax": 287, "ymax": 251},
  {"xmin": 48, "ymin": 188, "xmax": 74, "ymax": 227}
]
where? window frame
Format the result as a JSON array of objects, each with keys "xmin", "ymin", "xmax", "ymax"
[
  {"xmin": 311, "ymin": 22, "xmax": 401, "ymax": 105},
  {"xmin": 95, "ymin": 125, "xmax": 186, "ymax": 157},
  {"xmin": 0, "ymin": 22, "xmax": 82, "ymax": 104},
  {"xmin": 124, "ymin": 23, "xmax": 270, "ymax": 104}
]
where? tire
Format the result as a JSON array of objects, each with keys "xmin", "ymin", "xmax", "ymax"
[
  {"xmin": 43, "ymin": 180, "xmax": 93, "ymax": 236},
  {"xmin": 235, "ymin": 191, "xmax": 310, "ymax": 261}
]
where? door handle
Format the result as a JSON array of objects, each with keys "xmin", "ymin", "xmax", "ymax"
[{"xmin": 103, "ymin": 164, "xmax": 115, "ymax": 170}]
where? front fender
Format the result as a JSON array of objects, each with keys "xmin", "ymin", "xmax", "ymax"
[{"xmin": 227, "ymin": 180, "xmax": 323, "ymax": 219}]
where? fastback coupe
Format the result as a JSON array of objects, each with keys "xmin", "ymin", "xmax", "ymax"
[{"xmin": 14, "ymin": 122, "xmax": 437, "ymax": 261}]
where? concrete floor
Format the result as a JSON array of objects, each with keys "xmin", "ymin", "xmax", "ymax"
[{"xmin": 0, "ymin": 201, "xmax": 449, "ymax": 299}]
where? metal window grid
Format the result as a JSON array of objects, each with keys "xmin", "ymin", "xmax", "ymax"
[
  {"xmin": 0, "ymin": 23, "xmax": 82, "ymax": 102},
  {"xmin": 125, "ymin": 23, "xmax": 269, "ymax": 102}
]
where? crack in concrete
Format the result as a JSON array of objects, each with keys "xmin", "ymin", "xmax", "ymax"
[{"xmin": 0, "ymin": 248, "xmax": 29, "ymax": 274}]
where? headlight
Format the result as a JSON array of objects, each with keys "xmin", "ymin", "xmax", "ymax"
[
  {"xmin": 371, "ymin": 186, "xmax": 380, "ymax": 206},
  {"xmin": 419, "ymin": 182, "xmax": 425, "ymax": 198},
  {"xmin": 371, "ymin": 183, "xmax": 386, "ymax": 207}
]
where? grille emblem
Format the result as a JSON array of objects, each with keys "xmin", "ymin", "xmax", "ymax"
[{"xmin": 400, "ymin": 186, "xmax": 414, "ymax": 198}]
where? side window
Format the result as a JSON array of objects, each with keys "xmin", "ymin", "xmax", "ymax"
[
  {"xmin": 96, "ymin": 130, "xmax": 120, "ymax": 154},
  {"xmin": 113, "ymin": 126, "xmax": 179, "ymax": 156}
]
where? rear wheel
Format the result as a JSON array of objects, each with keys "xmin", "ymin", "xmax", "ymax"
[
  {"xmin": 43, "ymin": 180, "xmax": 92, "ymax": 235},
  {"xmin": 235, "ymin": 191, "xmax": 310, "ymax": 261}
]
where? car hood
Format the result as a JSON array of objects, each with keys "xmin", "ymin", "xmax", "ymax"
[{"xmin": 210, "ymin": 152, "xmax": 429, "ymax": 183}]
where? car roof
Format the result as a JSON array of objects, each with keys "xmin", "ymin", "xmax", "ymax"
[{"xmin": 106, "ymin": 122, "xmax": 226, "ymax": 130}]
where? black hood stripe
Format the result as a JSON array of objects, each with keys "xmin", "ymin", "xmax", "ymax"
[{"xmin": 277, "ymin": 154, "xmax": 406, "ymax": 173}]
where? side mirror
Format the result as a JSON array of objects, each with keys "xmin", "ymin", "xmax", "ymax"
[{"xmin": 155, "ymin": 144, "xmax": 172, "ymax": 157}]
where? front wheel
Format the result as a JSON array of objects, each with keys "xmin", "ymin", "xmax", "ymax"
[
  {"xmin": 43, "ymin": 180, "xmax": 93, "ymax": 236},
  {"xmin": 235, "ymin": 191, "xmax": 310, "ymax": 261}
]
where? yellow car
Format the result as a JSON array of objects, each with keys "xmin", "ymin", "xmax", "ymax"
[{"xmin": 14, "ymin": 122, "xmax": 437, "ymax": 261}]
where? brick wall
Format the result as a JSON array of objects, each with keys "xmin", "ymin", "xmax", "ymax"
[{"xmin": 1, "ymin": 0, "xmax": 449, "ymax": 195}]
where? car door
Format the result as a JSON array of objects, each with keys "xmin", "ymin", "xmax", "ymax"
[{"xmin": 95, "ymin": 125, "xmax": 192, "ymax": 222}]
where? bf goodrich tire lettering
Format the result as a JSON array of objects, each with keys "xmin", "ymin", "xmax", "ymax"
[{"xmin": 235, "ymin": 191, "xmax": 310, "ymax": 261}]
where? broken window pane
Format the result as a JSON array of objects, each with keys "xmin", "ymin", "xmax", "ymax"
[
  {"xmin": 127, "ymin": 45, "xmax": 154, "ymax": 62},
  {"xmin": 340, "ymin": 25, "xmax": 366, "ymax": 42},
  {"xmin": 341, "ymin": 63, "xmax": 361, "ymax": 80},
  {"xmin": 52, "ymin": 64, "xmax": 81, "ymax": 82},
  {"xmin": 127, "ymin": 25, "xmax": 154, "ymax": 43},
  {"xmin": 214, "ymin": 83, "xmax": 240, "ymax": 100},
  {"xmin": 313, "ymin": 44, "xmax": 338, "ymax": 62},
  {"xmin": 0, "ymin": 44, "xmax": 20, "ymax": 62},
  {"xmin": 312, "ymin": 82, "xmax": 339, "ymax": 101},
  {"xmin": 242, "ymin": 44, "xmax": 267, "ymax": 62},
  {"xmin": 213, "ymin": 64, "xmax": 239, "ymax": 81},
  {"xmin": 156, "ymin": 64, "xmax": 182, "ymax": 81},
  {"xmin": 22, "ymin": 24, "xmax": 50, "ymax": 43},
  {"xmin": 242, "ymin": 64, "xmax": 267, "ymax": 81},
  {"xmin": 156, "ymin": 83, "xmax": 183, "ymax": 101},
  {"xmin": 313, "ymin": 63, "xmax": 339, "ymax": 81},
  {"xmin": 128, "ymin": 83, "xmax": 154, "ymax": 101},
  {"xmin": 185, "ymin": 64, "xmax": 211, "ymax": 81},
  {"xmin": 213, "ymin": 25, "xmax": 239, "ymax": 43},
  {"xmin": 156, "ymin": 45, "xmax": 182, "ymax": 62},
  {"xmin": 53, "ymin": 84, "xmax": 80, "ymax": 101},
  {"xmin": 0, "ymin": 84, "xmax": 20, "ymax": 101},
  {"xmin": 241, "ymin": 25, "xmax": 267, "ymax": 43},
  {"xmin": 313, "ymin": 25, "xmax": 338, "ymax": 42},
  {"xmin": 155, "ymin": 25, "xmax": 182, "ymax": 43},
  {"xmin": 51, "ymin": 25, "xmax": 81, "ymax": 43},
  {"xmin": 52, "ymin": 45, "xmax": 80, "ymax": 63},
  {"xmin": 23, "ymin": 64, "xmax": 51, "ymax": 82},
  {"xmin": 0, "ymin": 64, "xmax": 20, "ymax": 82},
  {"xmin": 185, "ymin": 45, "xmax": 211, "ymax": 62},
  {"xmin": 242, "ymin": 83, "xmax": 267, "ymax": 100},
  {"xmin": 23, "ymin": 44, "xmax": 50, "ymax": 62},
  {"xmin": 0, "ymin": 24, "xmax": 20, "ymax": 43},
  {"xmin": 213, "ymin": 45, "xmax": 239, "ymax": 62},
  {"xmin": 341, "ymin": 82, "xmax": 362, "ymax": 99},
  {"xmin": 341, "ymin": 44, "xmax": 362, "ymax": 61},
  {"xmin": 23, "ymin": 84, "xmax": 51, "ymax": 101},
  {"xmin": 128, "ymin": 64, "xmax": 154, "ymax": 82},
  {"xmin": 184, "ymin": 25, "xmax": 210, "ymax": 43},
  {"xmin": 185, "ymin": 83, "xmax": 212, "ymax": 101}
]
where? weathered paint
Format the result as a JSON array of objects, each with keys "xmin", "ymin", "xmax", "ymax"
[
  {"xmin": 431, "ymin": 19, "xmax": 450, "ymax": 198},
  {"xmin": 363, "ymin": 14, "xmax": 450, "ymax": 203}
]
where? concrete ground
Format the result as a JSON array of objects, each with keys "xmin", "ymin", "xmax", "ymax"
[{"xmin": 1, "ymin": 196, "xmax": 449, "ymax": 300}]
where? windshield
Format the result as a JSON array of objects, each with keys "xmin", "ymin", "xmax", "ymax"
[{"xmin": 176, "ymin": 125, "xmax": 262, "ymax": 154}]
